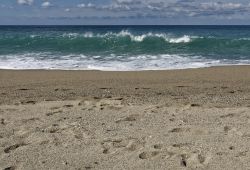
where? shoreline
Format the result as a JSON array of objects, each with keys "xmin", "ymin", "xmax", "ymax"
[{"xmin": 1, "ymin": 64, "xmax": 250, "ymax": 72}]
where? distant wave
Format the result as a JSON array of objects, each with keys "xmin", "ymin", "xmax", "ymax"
[
  {"xmin": 238, "ymin": 38, "xmax": 250, "ymax": 41},
  {"xmin": 1, "ymin": 31, "xmax": 250, "ymax": 61},
  {"xmin": 61, "ymin": 30, "xmax": 195, "ymax": 43},
  {"xmin": 2, "ymin": 30, "xmax": 250, "ymax": 54}
]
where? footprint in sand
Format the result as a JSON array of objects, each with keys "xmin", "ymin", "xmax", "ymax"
[
  {"xmin": 220, "ymin": 113, "xmax": 235, "ymax": 118},
  {"xmin": 42, "ymin": 123, "xmax": 63, "ymax": 134},
  {"xmin": 224, "ymin": 126, "xmax": 243, "ymax": 137},
  {"xmin": 180, "ymin": 154, "xmax": 188, "ymax": 167},
  {"xmin": 179, "ymin": 152, "xmax": 212, "ymax": 168},
  {"xmin": 3, "ymin": 166, "xmax": 16, "ymax": 170},
  {"xmin": 101, "ymin": 138, "xmax": 145, "ymax": 154},
  {"xmin": 176, "ymin": 85, "xmax": 190, "ymax": 88},
  {"xmin": 54, "ymin": 88, "xmax": 71, "ymax": 92},
  {"xmin": 169, "ymin": 127, "xmax": 190, "ymax": 133},
  {"xmin": 115, "ymin": 114, "xmax": 140, "ymax": 123},
  {"xmin": 153, "ymin": 144, "xmax": 163, "ymax": 149},
  {"xmin": 139, "ymin": 151, "xmax": 160, "ymax": 159},
  {"xmin": 21, "ymin": 100, "xmax": 37, "ymax": 105},
  {"xmin": 176, "ymin": 103, "xmax": 201, "ymax": 113},
  {"xmin": 50, "ymin": 106, "xmax": 61, "ymax": 110},
  {"xmin": 46, "ymin": 107, "xmax": 63, "ymax": 116},
  {"xmin": 46, "ymin": 110, "xmax": 62, "ymax": 116},
  {"xmin": 190, "ymin": 103, "xmax": 201, "ymax": 107},
  {"xmin": 17, "ymin": 88, "xmax": 30, "ymax": 91},
  {"xmin": 63, "ymin": 104, "xmax": 74, "ymax": 108},
  {"xmin": 4, "ymin": 143, "xmax": 27, "ymax": 153},
  {"xmin": 22, "ymin": 132, "xmax": 50, "ymax": 145},
  {"xmin": 1, "ymin": 118, "xmax": 6, "ymax": 125},
  {"xmin": 39, "ymin": 122, "xmax": 91, "ymax": 145},
  {"xmin": 100, "ymin": 87, "xmax": 112, "ymax": 90},
  {"xmin": 172, "ymin": 143, "xmax": 191, "ymax": 148},
  {"xmin": 21, "ymin": 117, "xmax": 41, "ymax": 124},
  {"xmin": 78, "ymin": 100, "xmax": 96, "ymax": 111},
  {"xmin": 79, "ymin": 97, "xmax": 123, "ymax": 111}
]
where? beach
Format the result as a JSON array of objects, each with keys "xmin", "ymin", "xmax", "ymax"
[{"xmin": 0, "ymin": 66, "xmax": 250, "ymax": 169}]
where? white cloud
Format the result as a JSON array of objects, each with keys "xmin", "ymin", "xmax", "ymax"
[
  {"xmin": 65, "ymin": 8, "xmax": 70, "ymax": 12},
  {"xmin": 77, "ymin": 3, "xmax": 86, "ymax": 8},
  {"xmin": 14, "ymin": 0, "xmax": 250, "ymax": 22},
  {"xmin": 17, "ymin": 0, "xmax": 33, "ymax": 5},
  {"xmin": 99, "ymin": 0, "xmax": 250, "ymax": 18},
  {"xmin": 87, "ymin": 3, "xmax": 94, "ymax": 8},
  {"xmin": 77, "ymin": 3, "xmax": 95, "ymax": 8},
  {"xmin": 41, "ymin": 1, "xmax": 52, "ymax": 8},
  {"xmin": 201, "ymin": 2, "xmax": 243, "ymax": 11}
]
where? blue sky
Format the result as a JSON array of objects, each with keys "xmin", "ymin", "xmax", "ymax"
[{"xmin": 1, "ymin": 0, "xmax": 250, "ymax": 25}]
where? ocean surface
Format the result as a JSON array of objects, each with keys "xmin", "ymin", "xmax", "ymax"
[{"xmin": 0, "ymin": 25, "xmax": 250, "ymax": 71}]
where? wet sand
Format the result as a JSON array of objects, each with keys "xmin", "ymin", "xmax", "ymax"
[{"xmin": 0, "ymin": 66, "xmax": 250, "ymax": 169}]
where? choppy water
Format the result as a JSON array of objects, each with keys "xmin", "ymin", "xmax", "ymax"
[{"xmin": 0, "ymin": 25, "xmax": 250, "ymax": 70}]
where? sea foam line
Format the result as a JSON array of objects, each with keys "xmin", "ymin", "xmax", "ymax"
[
  {"xmin": 62, "ymin": 30, "xmax": 196, "ymax": 43},
  {"xmin": 0, "ymin": 53, "xmax": 249, "ymax": 71}
]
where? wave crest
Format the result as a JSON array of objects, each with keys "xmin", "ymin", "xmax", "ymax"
[{"xmin": 61, "ymin": 30, "xmax": 194, "ymax": 43}]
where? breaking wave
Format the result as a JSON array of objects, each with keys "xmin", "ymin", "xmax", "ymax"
[
  {"xmin": 0, "ymin": 53, "xmax": 249, "ymax": 71},
  {"xmin": 61, "ymin": 30, "xmax": 194, "ymax": 43},
  {"xmin": 1, "ymin": 26, "xmax": 250, "ymax": 70}
]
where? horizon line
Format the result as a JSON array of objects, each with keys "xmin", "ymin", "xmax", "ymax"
[{"xmin": 1, "ymin": 24, "xmax": 250, "ymax": 26}]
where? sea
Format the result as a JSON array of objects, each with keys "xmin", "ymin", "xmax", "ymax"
[{"xmin": 0, "ymin": 25, "xmax": 250, "ymax": 71}]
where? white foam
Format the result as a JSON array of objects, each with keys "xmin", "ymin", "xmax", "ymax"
[
  {"xmin": 114, "ymin": 30, "xmax": 148, "ymax": 42},
  {"xmin": 63, "ymin": 32, "xmax": 94, "ymax": 38},
  {"xmin": 30, "ymin": 35, "xmax": 38, "ymax": 38},
  {"xmin": 62, "ymin": 33, "xmax": 79, "ymax": 38},
  {"xmin": 111, "ymin": 31, "xmax": 193, "ymax": 43},
  {"xmin": 239, "ymin": 38, "xmax": 250, "ymax": 41},
  {"xmin": 0, "ymin": 53, "xmax": 249, "ymax": 71},
  {"xmin": 61, "ymin": 30, "xmax": 195, "ymax": 43},
  {"xmin": 168, "ymin": 35, "xmax": 192, "ymax": 43},
  {"xmin": 83, "ymin": 32, "xmax": 94, "ymax": 38}
]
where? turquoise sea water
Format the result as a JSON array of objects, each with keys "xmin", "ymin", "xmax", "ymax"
[{"xmin": 0, "ymin": 25, "xmax": 250, "ymax": 70}]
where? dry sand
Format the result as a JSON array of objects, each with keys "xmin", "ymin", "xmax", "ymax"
[{"xmin": 0, "ymin": 66, "xmax": 250, "ymax": 170}]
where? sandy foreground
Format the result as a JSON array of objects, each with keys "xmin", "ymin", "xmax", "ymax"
[{"xmin": 0, "ymin": 66, "xmax": 250, "ymax": 170}]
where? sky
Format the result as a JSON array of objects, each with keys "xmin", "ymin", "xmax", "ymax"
[{"xmin": 1, "ymin": 0, "xmax": 250, "ymax": 25}]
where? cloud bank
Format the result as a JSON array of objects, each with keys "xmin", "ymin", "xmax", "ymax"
[
  {"xmin": 17, "ymin": 0, "xmax": 33, "ymax": 5},
  {"xmin": 0, "ymin": 0, "xmax": 249, "ymax": 24}
]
